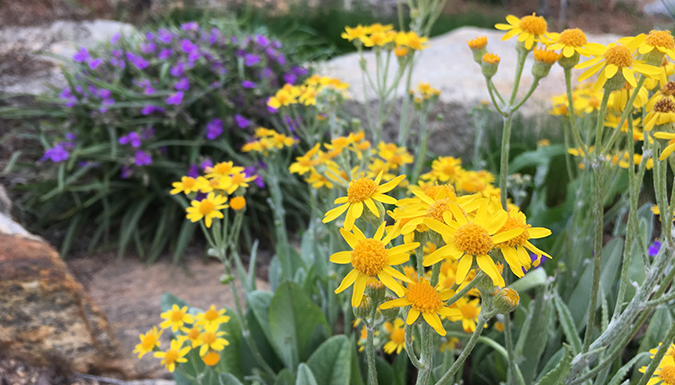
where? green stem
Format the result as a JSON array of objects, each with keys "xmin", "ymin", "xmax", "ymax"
[
  {"xmin": 582, "ymin": 166, "xmax": 604, "ymax": 353},
  {"xmin": 511, "ymin": 78, "xmax": 540, "ymax": 112},
  {"xmin": 176, "ymin": 366, "xmax": 201, "ymax": 385},
  {"xmin": 562, "ymin": 121, "xmax": 576, "ymax": 182},
  {"xmin": 601, "ymin": 75, "xmax": 647, "ymax": 154},
  {"xmin": 446, "ymin": 271, "xmax": 484, "ymax": 306},
  {"xmin": 416, "ymin": 324, "xmax": 434, "ymax": 385},
  {"xmin": 563, "ymin": 68, "xmax": 588, "ymax": 157},
  {"xmin": 504, "ymin": 316, "xmax": 525, "ymax": 385},
  {"xmin": 444, "ymin": 332, "xmax": 508, "ymax": 360},
  {"xmin": 366, "ymin": 308, "xmax": 379, "ymax": 385},
  {"xmin": 509, "ymin": 49, "xmax": 528, "ymax": 105},
  {"xmin": 411, "ymin": 115, "xmax": 430, "ymax": 184},
  {"xmin": 487, "ymin": 79, "xmax": 507, "ymax": 117},
  {"xmin": 397, "ymin": 59, "xmax": 415, "ymax": 145},
  {"xmin": 406, "ymin": 321, "xmax": 425, "ymax": 370},
  {"xmin": 499, "ymin": 113, "xmax": 513, "ymax": 209},
  {"xmin": 594, "ymin": 91, "xmax": 611, "ymax": 150}
]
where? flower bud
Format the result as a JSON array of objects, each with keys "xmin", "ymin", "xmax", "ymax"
[
  {"xmin": 220, "ymin": 273, "xmax": 235, "ymax": 285},
  {"xmin": 481, "ymin": 53, "xmax": 500, "ymax": 79},
  {"xmin": 202, "ymin": 350, "xmax": 220, "ymax": 366},
  {"xmin": 558, "ymin": 51, "xmax": 580, "ymax": 69},
  {"xmin": 380, "ymin": 296, "xmax": 401, "ymax": 319},
  {"xmin": 494, "ymin": 288, "xmax": 520, "ymax": 314},
  {"xmin": 532, "ymin": 47, "xmax": 560, "ymax": 79},
  {"xmin": 362, "ymin": 200, "xmax": 385, "ymax": 225},
  {"xmin": 366, "ymin": 279, "xmax": 386, "ymax": 303},
  {"xmin": 354, "ymin": 295, "xmax": 373, "ymax": 318},
  {"xmin": 467, "ymin": 36, "xmax": 488, "ymax": 64}
]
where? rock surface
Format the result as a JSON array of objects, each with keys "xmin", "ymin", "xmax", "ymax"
[
  {"xmin": 0, "ymin": 217, "xmax": 132, "ymax": 375},
  {"xmin": 0, "ymin": 19, "xmax": 135, "ymax": 95},
  {"xmin": 321, "ymin": 26, "xmax": 620, "ymax": 157}
]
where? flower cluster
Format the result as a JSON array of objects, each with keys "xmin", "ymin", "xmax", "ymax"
[
  {"xmin": 134, "ymin": 304, "xmax": 231, "ymax": 371},
  {"xmin": 267, "ymin": 75, "xmax": 350, "ymax": 110},
  {"xmin": 242, "ymin": 127, "xmax": 298, "ymax": 155},
  {"xmin": 341, "ymin": 23, "xmax": 429, "ymax": 56}
]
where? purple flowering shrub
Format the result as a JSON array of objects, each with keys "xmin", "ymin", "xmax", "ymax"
[{"xmin": 27, "ymin": 22, "xmax": 309, "ymax": 258}]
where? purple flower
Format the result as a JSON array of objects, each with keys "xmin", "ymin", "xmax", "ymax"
[
  {"xmin": 65, "ymin": 132, "xmax": 77, "ymax": 141},
  {"xmin": 158, "ymin": 48, "xmax": 173, "ymax": 60},
  {"xmin": 111, "ymin": 49, "xmax": 123, "ymax": 58},
  {"xmin": 135, "ymin": 150, "xmax": 152, "ymax": 166},
  {"xmin": 170, "ymin": 62, "xmax": 184, "ymax": 77},
  {"xmin": 126, "ymin": 52, "xmax": 149, "ymax": 70},
  {"xmin": 181, "ymin": 22, "xmax": 200, "ymax": 31},
  {"xmin": 208, "ymin": 28, "xmax": 219, "ymax": 45},
  {"xmin": 174, "ymin": 77, "xmax": 190, "ymax": 91},
  {"xmin": 158, "ymin": 29, "xmax": 172, "ymax": 44},
  {"xmin": 244, "ymin": 166, "xmax": 265, "ymax": 188},
  {"xmin": 98, "ymin": 88, "xmax": 112, "ymax": 99},
  {"xmin": 59, "ymin": 88, "xmax": 78, "ymax": 107},
  {"xmin": 200, "ymin": 158, "xmax": 213, "ymax": 170},
  {"xmin": 165, "ymin": 91, "xmax": 184, "ymax": 105},
  {"xmin": 244, "ymin": 54, "xmax": 261, "ymax": 66},
  {"xmin": 141, "ymin": 127, "xmax": 155, "ymax": 139},
  {"xmin": 276, "ymin": 54, "xmax": 286, "ymax": 66},
  {"xmin": 89, "ymin": 58, "xmax": 103, "ymax": 70},
  {"xmin": 110, "ymin": 32, "xmax": 121, "ymax": 45},
  {"xmin": 141, "ymin": 105, "xmax": 165, "ymax": 115},
  {"xmin": 146, "ymin": 31, "xmax": 155, "ymax": 41},
  {"xmin": 41, "ymin": 145, "xmax": 70, "ymax": 162},
  {"xmin": 267, "ymin": 105, "xmax": 278, "ymax": 114},
  {"xmin": 120, "ymin": 165, "xmax": 133, "ymax": 179},
  {"xmin": 649, "ymin": 240, "xmax": 661, "ymax": 257},
  {"xmin": 188, "ymin": 164, "xmax": 200, "ymax": 178},
  {"xmin": 256, "ymin": 35, "xmax": 269, "ymax": 47},
  {"xmin": 235, "ymin": 114, "xmax": 250, "ymax": 128},
  {"xmin": 283, "ymin": 73, "xmax": 297, "ymax": 84},
  {"xmin": 100, "ymin": 98, "xmax": 115, "ymax": 113},
  {"xmin": 181, "ymin": 39, "xmax": 198, "ymax": 54},
  {"xmin": 205, "ymin": 118, "xmax": 223, "ymax": 140},
  {"xmin": 261, "ymin": 67, "xmax": 273, "ymax": 79},
  {"xmin": 242, "ymin": 80, "xmax": 257, "ymax": 89},
  {"xmin": 144, "ymin": 86, "xmax": 156, "ymax": 95},
  {"xmin": 141, "ymin": 42, "xmax": 156, "ymax": 54},
  {"xmin": 291, "ymin": 66, "xmax": 309, "ymax": 77},
  {"xmin": 119, "ymin": 132, "xmax": 142, "ymax": 147},
  {"xmin": 73, "ymin": 47, "xmax": 90, "ymax": 63}
]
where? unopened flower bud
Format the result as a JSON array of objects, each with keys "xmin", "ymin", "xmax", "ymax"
[
  {"xmin": 532, "ymin": 47, "xmax": 560, "ymax": 79},
  {"xmin": 351, "ymin": 118, "xmax": 361, "ymax": 131},
  {"xmin": 220, "ymin": 274, "xmax": 235, "ymax": 285},
  {"xmin": 494, "ymin": 288, "xmax": 520, "ymax": 314},
  {"xmin": 354, "ymin": 295, "xmax": 373, "ymax": 318},
  {"xmin": 467, "ymin": 36, "xmax": 488, "ymax": 64},
  {"xmin": 558, "ymin": 51, "xmax": 580, "ymax": 69},
  {"xmin": 380, "ymin": 296, "xmax": 400, "ymax": 319},
  {"xmin": 481, "ymin": 53, "xmax": 500, "ymax": 79},
  {"xmin": 362, "ymin": 200, "xmax": 385, "ymax": 225},
  {"xmin": 366, "ymin": 279, "xmax": 386, "ymax": 302}
]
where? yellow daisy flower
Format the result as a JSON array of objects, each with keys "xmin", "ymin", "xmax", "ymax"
[
  {"xmin": 610, "ymin": 81, "xmax": 649, "ymax": 112},
  {"xmin": 199, "ymin": 324, "xmax": 229, "ymax": 356},
  {"xmin": 133, "ymin": 326, "xmax": 163, "ymax": 358},
  {"xmin": 653, "ymin": 131, "xmax": 675, "ymax": 160},
  {"xmin": 445, "ymin": 296, "xmax": 481, "ymax": 333},
  {"xmin": 205, "ymin": 161, "xmax": 244, "ymax": 179},
  {"xmin": 545, "ymin": 28, "xmax": 604, "ymax": 58},
  {"xmin": 646, "ymin": 57, "xmax": 675, "ymax": 89},
  {"xmin": 644, "ymin": 98, "xmax": 675, "ymax": 131},
  {"xmin": 170, "ymin": 176, "xmax": 200, "ymax": 195},
  {"xmin": 202, "ymin": 350, "xmax": 221, "ymax": 366},
  {"xmin": 160, "ymin": 304, "xmax": 195, "ymax": 332},
  {"xmin": 646, "ymin": 81, "xmax": 675, "ymax": 111},
  {"xmin": 495, "ymin": 13, "xmax": 548, "ymax": 50},
  {"xmin": 305, "ymin": 170, "xmax": 334, "ymax": 190},
  {"xmin": 267, "ymin": 88, "xmax": 297, "ymax": 109},
  {"xmin": 323, "ymin": 171, "xmax": 405, "ymax": 231},
  {"xmin": 423, "ymin": 203, "xmax": 525, "ymax": 287},
  {"xmin": 379, "ymin": 278, "xmax": 456, "ymax": 336},
  {"xmin": 383, "ymin": 318, "xmax": 406, "ymax": 354},
  {"xmin": 331, "ymin": 222, "xmax": 417, "ymax": 307},
  {"xmin": 494, "ymin": 209, "xmax": 551, "ymax": 277},
  {"xmin": 341, "ymin": 25, "xmax": 368, "ymax": 42},
  {"xmin": 195, "ymin": 176, "xmax": 231, "ymax": 194},
  {"xmin": 179, "ymin": 325, "xmax": 203, "ymax": 348},
  {"xmin": 604, "ymin": 115, "xmax": 644, "ymax": 141},
  {"xmin": 154, "ymin": 339, "xmax": 190, "ymax": 373},
  {"xmin": 185, "ymin": 192, "xmax": 228, "ymax": 228},
  {"xmin": 195, "ymin": 305, "xmax": 230, "ymax": 329},
  {"xmin": 639, "ymin": 356, "xmax": 675, "ymax": 385},
  {"xmin": 576, "ymin": 40, "xmax": 661, "ymax": 90},
  {"xmin": 425, "ymin": 156, "xmax": 462, "ymax": 183},
  {"xmin": 227, "ymin": 171, "xmax": 257, "ymax": 194},
  {"xmin": 637, "ymin": 30, "xmax": 675, "ymax": 61}
]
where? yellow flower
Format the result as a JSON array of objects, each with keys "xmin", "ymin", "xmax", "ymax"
[
  {"xmin": 637, "ymin": 30, "xmax": 675, "ymax": 60},
  {"xmin": 576, "ymin": 40, "xmax": 661, "ymax": 90},
  {"xmin": 331, "ymin": 222, "xmax": 417, "ymax": 307},
  {"xmin": 171, "ymin": 176, "xmax": 200, "ymax": 195},
  {"xmin": 230, "ymin": 196, "xmax": 246, "ymax": 211},
  {"xmin": 227, "ymin": 171, "xmax": 257, "ymax": 194},
  {"xmin": 186, "ymin": 193, "xmax": 228, "ymax": 228},
  {"xmin": 380, "ymin": 278, "xmax": 456, "ymax": 336},
  {"xmin": 646, "ymin": 81, "xmax": 675, "ymax": 111},
  {"xmin": 366, "ymin": 23, "xmax": 394, "ymax": 34},
  {"xmin": 383, "ymin": 318, "xmax": 406, "ymax": 354},
  {"xmin": 438, "ymin": 259, "xmax": 479, "ymax": 293},
  {"xmin": 133, "ymin": 327, "xmax": 163, "ymax": 358},
  {"xmin": 604, "ymin": 114, "xmax": 643, "ymax": 140},
  {"xmin": 289, "ymin": 144, "xmax": 321, "ymax": 175},
  {"xmin": 646, "ymin": 57, "xmax": 675, "ymax": 89},
  {"xmin": 323, "ymin": 172, "xmax": 405, "ymax": 231},
  {"xmin": 654, "ymin": 132, "xmax": 675, "ymax": 160},
  {"xmin": 445, "ymin": 296, "xmax": 481, "ymax": 333},
  {"xmin": 377, "ymin": 142, "xmax": 413, "ymax": 170},
  {"xmin": 533, "ymin": 47, "xmax": 561, "ymax": 64},
  {"xmin": 467, "ymin": 36, "xmax": 487, "ymax": 50},
  {"xmin": 196, "ymin": 305, "xmax": 231, "ymax": 328},
  {"xmin": 495, "ymin": 13, "xmax": 548, "ymax": 50},
  {"xmin": 179, "ymin": 325, "xmax": 203, "ymax": 348},
  {"xmin": 644, "ymin": 98, "xmax": 675, "ymax": 131},
  {"xmin": 423, "ymin": 203, "xmax": 525, "ymax": 287},
  {"xmin": 154, "ymin": 339, "xmax": 190, "ymax": 372},
  {"xmin": 545, "ymin": 28, "xmax": 604, "ymax": 58},
  {"xmin": 483, "ymin": 52, "xmax": 501, "ymax": 65},
  {"xmin": 494, "ymin": 209, "xmax": 551, "ymax": 277},
  {"xmin": 610, "ymin": 81, "xmax": 649, "ymax": 111},
  {"xmin": 199, "ymin": 324, "xmax": 229, "ymax": 356},
  {"xmin": 341, "ymin": 25, "xmax": 368, "ymax": 42},
  {"xmin": 305, "ymin": 170, "xmax": 334, "ymax": 190},
  {"xmin": 440, "ymin": 337, "xmax": 459, "ymax": 352},
  {"xmin": 362, "ymin": 31, "xmax": 395, "ymax": 47},
  {"xmin": 638, "ymin": 349, "xmax": 675, "ymax": 385},
  {"xmin": 160, "ymin": 304, "xmax": 195, "ymax": 332},
  {"xmin": 428, "ymin": 156, "xmax": 462, "ymax": 183},
  {"xmin": 205, "ymin": 161, "xmax": 244, "ymax": 179},
  {"xmin": 267, "ymin": 88, "xmax": 297, "ymax": 109},
  {"xmin": 396, "ymin": 31, "xmax": 429, "ymax": 50}
]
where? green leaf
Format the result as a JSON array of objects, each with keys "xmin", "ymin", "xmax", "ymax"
[
  {"xmin": 246, "ymin": 290, "xmax": 275, "ymax": 345},
  {"xmin": 274, "ymin": 369, "xmax": 296, "ymax": 385},
  {"xmin": 509, "ymin": 268, "xmax": 547, "ymax": 293},
  {"xmin": 307, "ymin": 335, "xmax": 352, "ymax": 385},
  {"xmin": 517, "ymin": 286, "xmax": 552, "ymax": 383},
  {"xmin": 376, "ymin": 357, "xmax": 395, "ymax": 385},
  {"xmin": 268, "ymin": 282, "xmax": 329, "ymax": 369},
  {"xmin": 117, "ymin": 195, "xmax": 153, "ymax": 259},
  {"xmin": 296, "ymin": 363, "xmax": 319, "ymax": 385},
  {"xmin": 533, "ymin": 344, "xmax": 573, "ymax": 385},
  {"xmin": 638, "ymin": 305, "xmax": 673, "ymax": 353},
  {"xmin": 269, "ymin": 255, "xmax": 281, "ymax": 292},
  {"xmin": 553, "ymin": 292, "xmax": 582, "ymax": 355},
  {"xmin": 607, "ymin": 351, "xmax": 650, "ymax": 385},
  {"xmin": 218, "ymin": 373, "xmax": 244, "ymax": 385},
  {"xmin": 509, "ymin": 144, "xmax": 566, "ymax": 174},
  {"xmin": 172, "ymin": 219, "xmax": 197, "ymax": 264},
  {"xmin": 215, "ymin": 307, "xmax": 244, "ymax": 380},
  {"xmin": 160, "ymin": 292, "xmax": 188, "ymax": 313}
]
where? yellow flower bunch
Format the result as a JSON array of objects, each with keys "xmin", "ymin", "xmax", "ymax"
[
  {"xmin": 409, "ymin": 82, "xmax": 441, "ymax": 104},
  {"xmin": 242, "ymin": 127, "xmax": 298, "ymax": 155},
  {"xmin": 134, "ymin": 304, "xmax": 231, "ymax": 371},
  {"xmin": 267, "ymin": 75, "xmax": 350, "ymax": 109},
  {"xmin": 341, "ymin": 23, "xmax": 429, "ymax": 54}
]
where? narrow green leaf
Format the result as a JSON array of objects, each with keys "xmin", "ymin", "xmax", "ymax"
[
  {"xmin": 172, "ymin": 219, "xmax": 196, "ymax": 264},
  {"xmin": 274, "ymin": 369, "xmax": 296, "ymax": 385},
  {"xmin": 553, "ymin": 292, "xmax": 582, "ymax": 355},
  {"xmin": 533, "ymin": 344, "xmax": 573, "ymax": 385},
  {"xmin": 607, "ymin": 351, "xmax": 650, "ymax": 385},
  {"xmin": 218, "ymin": 373, "xmax": 244, "ymax": 385},
  {"xmin": 117, "ymin": 196, "xmax": 153, "ymax": 259}
]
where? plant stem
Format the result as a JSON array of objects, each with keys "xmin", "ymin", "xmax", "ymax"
[
  {"xmin": 411, "ymin": 114, "xmax": 430, "ymax": 184},
  {"xmin": 444, "ymin": 332, "xmax": 509, "ymax": 360},
  {"xmin": 504, "ymin": 316, "xmax": 525, "ymax": 385},
  {"xmin": 499, "ymin": 113, "xmax": 513, "ymax": 209},
  {"xmin": 563, "ymin": 68, "xmax": 588, "ymax": 157},
  {"xmin": 406, "ymin": 321, "xmax": 425, "ymax": 370},
  {"xmin": 582, "ymin": 166, "xmax": 604, "ymax": 353},
  {"xmin": 446, "ymin": 271, "xmax": 485, "ymax": 306},
  {"xmin": 366, "ymin": 306, "xmax": 379, "ymax": 385}
]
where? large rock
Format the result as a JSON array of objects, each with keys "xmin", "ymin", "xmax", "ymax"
[
  {"xmin": 0, "ymin": 213, "xmax": 132, "ymax": 375},
  {"xmin": 321, "ymin": 26, "xmax": 621, "ymax": 158},
  {"xmin": 0, "ymin": 19, "xmax": 135, "ymax": 95}
]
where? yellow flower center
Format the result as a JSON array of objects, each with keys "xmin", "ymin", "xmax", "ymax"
[
  {"xmin": 183, "ymin": 178, "xmax": 197, "ymax": 189},
  {"xmin": 203, "ymin": 351, "xmax": 220, "ymax": 366},
  {"xmin": 347, "ymin": 177, "xmax": 379, "ymax": 203},
  {"xmin": 141, "ymin": 335, "xmax": 157, "ymax": 349},
  {"xmin": 646, "ymin": 30, "xmax": 675, "ymax": 49},
  {"xmin": 467, "ymin": 35, "xmax": 487, "ymax": 50},
  {"xmin": 454, "ymin": 223, "xmax": 493, "ymax": 255},
  {"xmin": 662, "ymin": 81, "xmax": 675, "ymax": 96},
  {"xmin": 482, "ymin": 53, "xmax": 500, "ymax": 65},
  {"xmin": 500, "ymin": 288, "xmax": 520, "ymax": 306},
  {"xmin": 603, "ymin": 45, "xmax": 633, "ymax": 68},
  {"xmin": 230, "ymin": 196, "xmax": 246, "ymax": 211},
  {"xmin": 205, "ymin": 309, "xmax": 219, "ymax": 321},
  {"xmin": 351, "ymin": 239, "xmax": 388, "ymax": 276},
  {"xmin": 559, "ymin": 28, "xmax": 587, "ymax": 47},
  {"xmin": 496, "ymin": 217, "xmax": 530, "ymax": 247},
  {"xmin": 164, "ymin": 350, "xmax": 179, "ymax": 363},
  {"xmin": 406, "ymin": 280, "xmax": 443, "ymax": 312},
  {"xmin": 199, "ymin": 200, "xmax": 216, "ymax": 215},
  {"xmin": 519, "ymin": 14, "xmax": 547, "ymax": 35},
  {"xmin": 171, "ymin": 310, "xmax": 185, "ymax": 322},
  {"xmin": 231, "ymin": 173, "xmax": 245, "ymax": 184},
  {"xmin": 187, "ymin": 328, "xmax": 200, "ymax": 339},
  {"xmin": 213, "ymin": 163, "xmax": 232, "ymax": 174},
  {"xmin": 202, "ymin": 331, "xmax": 217, "ymax": 345},
  {"xmin": 390, "ymin": 328, "xmax": 405, "ymax": 344},
  {"xmin": 460, "ymin": 303, "xmax": 479, "ymax": 319},
  {"xmin": 422, "ymin": 184, "xmax": 456, "ymax": 200},
  {"xmin": 661, "ymin": 366, "xmax": 675, "ymax": 385},
  {"xmin": 427, "ymin": 199, "xmax": 455, "ymax": 223},
  {"xmin": 655, "ymin": 98, "xmax": 675, "ymax": 113}
]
